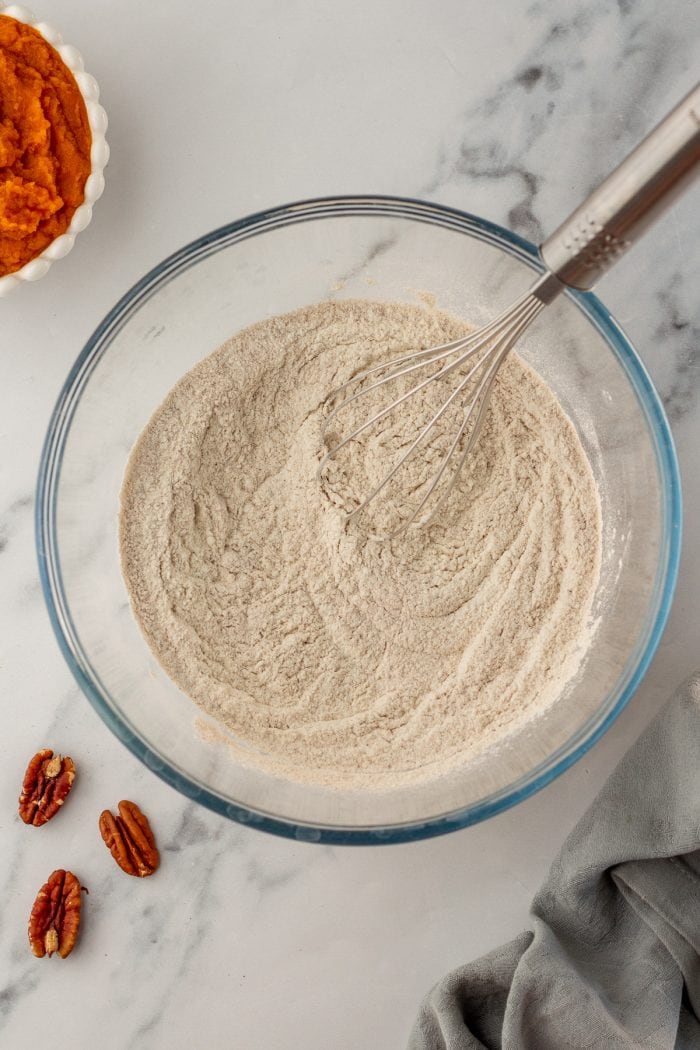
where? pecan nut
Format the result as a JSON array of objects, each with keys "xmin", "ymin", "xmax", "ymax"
[
  {"xmin": 28, "ymin": 869, "xmax": 84, "ymax": 959},
  {"xmin": 99, "ymin": 800, "xmax": 160, "ymax": 877},
  {"xmin": 19, "ymin": 749, "xmax": 76, "ymax": 826}
]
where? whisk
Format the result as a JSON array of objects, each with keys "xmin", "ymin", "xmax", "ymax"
[{"xmin": 319, "ymin": 82, "xmax": 700, "ymax": 539}]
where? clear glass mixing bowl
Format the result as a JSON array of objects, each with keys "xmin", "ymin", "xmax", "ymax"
[{"xmin": 37, "ymin": 197, "xmax": 681, "ymax": 844}]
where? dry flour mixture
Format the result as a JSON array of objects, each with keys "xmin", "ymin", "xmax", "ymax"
[{"xmin": 119, "ymin": 299, "xmax": 601, "ymax": 788}]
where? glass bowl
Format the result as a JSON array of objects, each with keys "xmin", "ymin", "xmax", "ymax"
[{"xmin": 36, "ymin": 196, "xmax": 681, "ymax": 844}]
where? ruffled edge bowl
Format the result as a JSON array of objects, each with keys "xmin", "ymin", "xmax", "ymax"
[{"xmin": 0, "ymin": 3, "xmax": 109, "ymax": 296}]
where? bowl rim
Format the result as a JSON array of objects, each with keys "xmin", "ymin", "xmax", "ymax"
[{"xmin": 35, "ymin": 194, "xmax": 683, "ymax": 844}]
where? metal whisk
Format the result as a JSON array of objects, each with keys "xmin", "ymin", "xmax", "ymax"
[{"xmin": 320, "ymin": 82, "xmax": 700, "ymax": 539}]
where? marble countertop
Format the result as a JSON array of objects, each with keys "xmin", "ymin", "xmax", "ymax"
[{"xmin": 1, "ymin": 1, "xmax": 699, "ymax": 1047}]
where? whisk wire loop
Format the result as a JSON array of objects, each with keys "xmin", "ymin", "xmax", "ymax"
[
  {"xmin": 379, "ymin": 297, "xmax": 546, "ymax": 539},
  {"xmin": 318, "ymin": 290, "xmax": 546, "ymax": 537}
]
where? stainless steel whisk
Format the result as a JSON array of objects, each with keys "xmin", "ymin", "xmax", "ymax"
[{"xmin": 320, "ymin": 82, "xmax": 700, "ymax": 539}]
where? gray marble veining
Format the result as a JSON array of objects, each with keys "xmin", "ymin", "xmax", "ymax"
[{"xmin": 1, "ymin": 1, "xmax": 698, "ymax": 1048}]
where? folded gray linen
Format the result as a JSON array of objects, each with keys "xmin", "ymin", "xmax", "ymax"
[{"xmin": 409, "ymin": 672, "xmax": 700, "ymax": 1050}]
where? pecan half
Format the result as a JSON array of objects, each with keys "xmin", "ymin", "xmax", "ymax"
[
  {"xmin": 99, "ymin": 800, "xmax": 159, "ymax": 877},
  {"xmin": 29, "ymin": 869, "xmax": 84, "ymax": 959},
  {"xmin": 19, "ymin": 749, "xmax": 76, "ymax": 826}
]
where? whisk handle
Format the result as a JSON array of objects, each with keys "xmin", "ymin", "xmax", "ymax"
[{"xmin": 539, "ymin": 81, "xmax": 700, "ymax": 291}]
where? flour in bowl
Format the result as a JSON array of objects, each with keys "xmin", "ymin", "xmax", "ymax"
[{"xmin": 119, "ymin": 299, "xmax": 601, "ymax": 788}]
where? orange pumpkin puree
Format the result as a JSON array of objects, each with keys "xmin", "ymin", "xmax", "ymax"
[{"xmin": 0, "ymin": 15, "xmax": 92, "ymax": 277}]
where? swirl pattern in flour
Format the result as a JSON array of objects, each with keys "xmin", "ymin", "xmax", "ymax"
[{"xmin": 119, "ymin": 299, "xmax": 601, "ymax": 788}]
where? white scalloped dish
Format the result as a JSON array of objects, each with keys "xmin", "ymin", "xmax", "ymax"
[{"xmin": 0, "ymin": 4, "xmax": 109, "ymax": 296}]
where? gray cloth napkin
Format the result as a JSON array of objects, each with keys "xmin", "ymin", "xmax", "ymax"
[{"xmin": 409, "ymin": 672, "xmax": 700, "ymax": 1050}]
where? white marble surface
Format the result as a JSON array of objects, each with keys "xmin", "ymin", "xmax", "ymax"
[{"xmin": 1, "ymin": 1, "xmax": 699, "ymax": 1047}]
